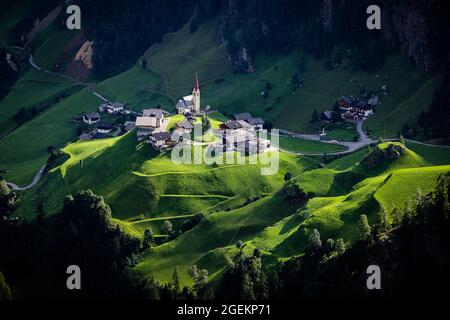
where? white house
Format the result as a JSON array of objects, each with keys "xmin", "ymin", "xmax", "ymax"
[{"xmin": 99, "ymin": 102, "xmax": 124, "ymax": 114}]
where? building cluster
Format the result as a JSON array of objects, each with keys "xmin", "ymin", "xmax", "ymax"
[
  {"xmin": 74, "ymin": 73, "xmax": 271, "ymax": 155},
  {"xmin": 217, "ymin": 113, "xmax": 270, "ymax": 155},
  {"xmin": 73, "ymin": 101, "xmax": 132, "ymax": 141},
  {"xmin": 321, "ymin": 94, "xmax": 379, "ymax": 122}
]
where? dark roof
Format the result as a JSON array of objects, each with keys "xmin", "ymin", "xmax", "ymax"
[
  {"xmin": 84, "ymin": 112, "xmax": 100, "ymax": 120},
  {"xmin": 341, "ymin": 96, "xmax": 353, "ymax": 104},
  {"xmin": 177, "ymin": 120, "xmax": 194, "ymax": 129},
  {"xmin": 233, "ymin": 112, "xmax": 252, "ymax": 121},
  {"xmin": 93, "ymin": 132, "xmax": 107, "ymax": 139},
  {"xmin": 223, "ymin": 120, "xmax": 242, "ymax": 130},
  {"xmin": 97, "ymin": 122, "xmax": 113, "ymax": 130},
  {"xmin": 153, "ymin": 131, "xmax": 171, "ymax": 141},
  {"xmin": 143, "ymin": 108, "xmax": 163, "ymax": 119},
  {"xmin": 246, "ymin": 117, "xmax": 264, "ymax": 125}
]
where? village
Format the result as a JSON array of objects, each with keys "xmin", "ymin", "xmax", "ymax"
[
  {"xmin": 73, "ymin": 74, "xmax": 272, "ymax": 155},
  {"xmin": 73, "ymin": 73, "xmax": 384, "ymax": 154}
]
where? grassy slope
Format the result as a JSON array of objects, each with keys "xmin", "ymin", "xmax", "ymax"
[
  {"xmin": 0, "ymin": 69, "xmax": 74, "ymax": 126},
  {"xmin": 95, "ymin": 65, "xmax": 173, "ymax": 110},
  {"xmin": 16, "ymin": 131, "xmax": 316, "ymax": 221},
  {"xmin": 32, "ymin": 22, "xmax": 79, "ymax": 70},
  {"xmin": 275, "ymin": 135, "xmax": 346, "ymax": 153},
  {"xmin": 0, "ymin": 90, "xmax": 101, "ymax": 185},
  {"xmin": 134, "ymin": 19, "xmax": 439, "ymax": 138},
  {"xmin": 0, "ymin": 0, "xmax": 31, "ymax": 48},
  {"xmin": 135, "ymin": 143, "xmax": 450, "ymax": 285}
]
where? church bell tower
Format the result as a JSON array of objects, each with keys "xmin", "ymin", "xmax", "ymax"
[{"xmin": 192, "ymin": 72, "xmax": 200, "ymax": 113}]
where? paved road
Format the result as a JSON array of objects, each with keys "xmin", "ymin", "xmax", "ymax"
[
  {"xmin": 4, "ymin": 55, "xmax": 111, "ymax": 191},
  {"xmin": 6, "ymin": 164, "xmax": 46, "ymax": 191},
  {"xmin": 4, "ymin": 55, "xmax": 448, "ymax": 191},
  {"xmin": 276, "ymin": 120, "xmax": 375, "ymax": 156}
]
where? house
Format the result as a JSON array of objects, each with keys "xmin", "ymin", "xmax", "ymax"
[
  {"xmin": 176, "ymin": 119, "xmax": 194, "ymax": 133},
  {"xmin": 232, "ymin": 112, "xmax": 264, "ymax": 130},
  {"xmin": 93, "ymin": 132, "xmax": 107, "ymax": 139},
  {"xmin": 83, "ymin": 112, "xmax": 101, "ymax": 124},
  {"xmin": 142, "ymin": 108, "xmax": 164, "ymax": 127},
  {"xmin": 79, "ymin": 133, "xmax": 93, "ymax": 141},
  {"xmin": 150, "ymin": 131, "xmax": 172, "ymax": 150},
  {"xmin": 246, "ymin": 117, "xmax": 264, "ymax": 130},
  {"xmin": 338, "ymin": 96, "xmax": 355, "ymax": 109},
  {"xmin": 237, "ymin": 120, "xmax": 253, "ymax": 130},
  {"xmin": 220, "ymin": 120, "xmax": 242, "ymax": 131},
  {"xmin": 367, "ymin": 95, "xmax": 380, "ymax": 107},
  {"xmin": 124, "ymin": 121, "xmax": 136, "ymax": 132},
  {"xmin": 99, "ymin": 102, "xmax": 124, "ymax": 114},
  {"xmin": 97, "ymin": 122, "xmax": 113, "ymax": 134},
  {"xmin": 136, "ymin": 116, "xmax": 157, "ymax": 140},
  {"xmin": 176, "ymin": 73, "xmax": 201, "ymax": 114},
  {"xmin": 258, "ymin": 138, "xmax": 271, "ymax": 151},
  {"xmin": 233, "ymin": 113, "xmax": 252, "ymax": 121}
]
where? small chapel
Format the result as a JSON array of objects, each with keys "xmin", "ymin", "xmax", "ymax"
[{"xmin": 176, "ymin": 73, "xmax": 201, "ymax": 114}]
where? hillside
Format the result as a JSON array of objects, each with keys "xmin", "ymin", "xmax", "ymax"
[
  {"xmin": 134, "ymin": 19, "xmax": 439, "ymax": 138},
  {"xmin": 16, "ymin": 131, "xmax": 317, "ymax": 221},
  {"xmin": 1, "ymin": 1, "xmax": 450, "ymax": 297},
  {"xmin": 134, "ymin": 142, "xmax": 450, "ymax": 285}
]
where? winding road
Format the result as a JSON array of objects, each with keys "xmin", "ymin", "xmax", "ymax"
[
  {"xmin": 4, "ymin": 54, "xmax": 449, "ymax": 191},
  {"xmin": 6, "ymin": 164, "xmax": 46, "ymax": 191}
]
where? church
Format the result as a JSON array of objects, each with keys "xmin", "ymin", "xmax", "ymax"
[{"xmin": 176, "ymin": 73, "xmax": 201, "ymax": 114}]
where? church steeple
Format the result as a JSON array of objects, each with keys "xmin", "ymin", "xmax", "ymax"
[
  {"xmin": 192, "ymin": 72, "xmax": 200, "ymax": 113},
  {"xmin": 194, "ymin": 72, "xmax": 199, "ymax": 91}
]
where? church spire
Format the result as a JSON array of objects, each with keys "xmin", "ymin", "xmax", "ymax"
[
  {"xmin": 194, "ymin": 72, "xmax": 199, "ymax": 91},
  {"xmin": 192, "ymin": 72, "xmax": 200, "ymax": 113}
]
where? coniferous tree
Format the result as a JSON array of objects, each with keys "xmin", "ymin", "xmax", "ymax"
[{"xmin": 359, "ymin": 214, "xmax": 371, "ymax": 241}]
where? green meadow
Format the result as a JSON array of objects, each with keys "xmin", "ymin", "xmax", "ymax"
[{"xmin": 1, "ymin": 12, "xmax": 450, "ymax": 290}]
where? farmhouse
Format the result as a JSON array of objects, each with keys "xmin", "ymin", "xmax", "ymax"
[
  {"xmin": 176, "ymin": 73, "xmax": 201, "ymax": 114},
  {"xmin": 136, "ymin": 116, "xmax": 157, "ymax": 141},
  {"xmin": 143, "ymin": 108, "xmax": 164, "ymax": 127},
  {"xmin": 233, "ymin": 113, "xmax": 252, "ymax": 121},
  {"xmin": 83, "ymin": 112, "xmax": 101, "ymax": 124},
  {"xmin": 79, "ymin": 133, "xmax": 93, "ymax": 141},
  {"xmin": 176, "ymin": 119, "xmax": 194, "ymax": 133},
  {"xmin": 149, "ymin": 131, "xmax": 172, "ymax": 150},
  {"xmin": 99, "ymin": 102, "xmax": 124, "ymax": 114},
  {"xmin": 124, "ymin": 121, "xmax": 136, "ymax": 132},
  {"xmin": 97, "ymin": 122, "xmax": 113, "ymax": 134},
  {"xmin": 220, "ymin": 120, "xmax": 242, "ymax": 131},
  {"xmin": 232, "ymin": 112, "xmax": 265, "ymax": 130},
  {"xmin": 246, "ymin": 117, "xmax": 264, "ymax": 130},
  {"xmin": 338, "ymin": 96, "xmax": 374, "ymax": 121}
]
